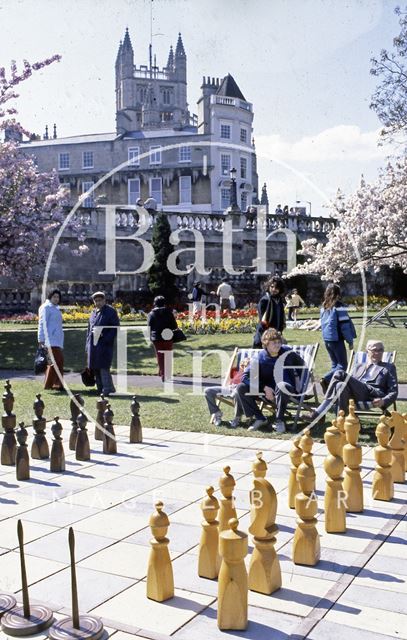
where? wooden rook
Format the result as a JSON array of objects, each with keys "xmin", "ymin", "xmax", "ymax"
[
  {"xmin": 198, "ymin": 486, "xmax": 221, "ymax": 579},
  {"xmin": 129, "ymin": 396, "xmax": 142, "ymax": 443},
  {"xmin": 1, "ymin": 380, "xmax": 17, "ymax": 466},
  {"xmin": 102, "ymin": 404, "xmax": 117, "ymax": 454},
  {"xmin": 388, "ymin": 411, "xmax": 406, "ymax": 483},
  {"xmin": 324, "ymin": 419, "xmax": 346, "ymax": 533},
  {"xmin": 31, "ymin": 394, "xmax": 49, "ymax": 460},
  {"xmin": 218, "ymin": 465, "xmax": 237, "ymax": 533},
  {"xmin": 218, "ymin": 518, "xmax": 248, "ymax": 631},
  {"xmin": 75, "ymin": 412, "xmax": 90, "ymax": 462},
  {"xmin": 1, "ymin": 520, "xmax": 53, "ymax": 635},
  {"xmin": 248, "ymin": 452, "xmax": 281, "ymax": 595},
  {"xmin": 288, "ymin": 436, "xmax": 302, "ymax": 509},
  {"xmin": 15, "ymin": 423, "xmax": 30, "ymax": 482},
  {"xmin": 373, "ymin": 416, "xmax": 394, "ymax": 501},
  {"xmin": 342, "ymin": 399, "xmax": 363, "ymax": 512},
  {"xmin": 147, "ymin": 501, "xmax": 174, "ymax": 602},
  {"xmin": 50, "ymin": 417, "xmax": 65, "ymax": 473},
  {"xmin": 94, "ymin": 394, "xmax": 107, "ymax": 442},
  {"xmin": 292, "ymin": 429, "xmax": 320, "ymax": 566},
  {"xmin": 69, "ymin": 394, "xmax": 84, "ymax": 451},
  {"xmin": 49, "ymin": 528, "xmax": 104, "ymax": 640}
]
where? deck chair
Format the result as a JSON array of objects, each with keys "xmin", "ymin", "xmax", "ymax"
[
  {"xmin": 364, "ymin": 300, "xmax": 398, "ymax": 328},
  {"xmin": 346, "ymin": 350, "xmax": 397, "ymax": 416}
]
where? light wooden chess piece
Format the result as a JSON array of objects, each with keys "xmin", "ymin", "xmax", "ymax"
[
  {"xmin": 324, "ymin": 419, "xmax": 346, "ymax": 533},
  {"xmin": 218, "ymin": 518, "xmax": 248, "ymax": 631},
  {"xmin": 292, "ymin": 430, "xmax": 320, "ymax": 566},
  {"xmin": 102, "ymin": 404, "xmax": 117, "ymax": 454},
  {"xmin": 49, "ymin": 528, "xmax": 104, "ymax": 640},
  {"xmin": 76, "ymin": 412, "xmax": 90, "ymax": 462},
  {"xmin": 403, "ymin": 414, "xmax": 407, "ymax": 468},
  {"xmin": 50, "ymin": 417, "xmax": 65, "ymax": 473},
  {"xmin": 16, "ymin": 422, "xmax": 30, "ymax": 481},
  {"xmin": 342, "ymin": 399, "xmax": 363, "ymax": 512},
  {"xmin": 146, "ymin": 502, "xmax": 174, "ymax": 602},
  {"xmin": 288, "ymin": 436, "xmax": 302, "ymax": 509},
  {"xmin": 373, "ymin": 416, "xmax": 394, "ymax": 501},
  {"xmin": 336, "ymin": 409, "xmax": 346, "ymax": 450},
  {"xmin": 198, "ymin": 486, "xmax": 221, "ymax": 579},
  {"xmin": 387, "ymin": 411, "xmax": 406, "ymax": 483},
  {"xmin": 1, "ymin": 520, "xmax": 53, "ymax": 635},
  {"xmin": 94, "ymin": 394, "xmax": 107, "ymax": 441},
  {"xmin": 248, "ymin": 452, "xmax": 281, "ymax": 594},
  {"xmin": 69, "ymin": 394, "xmax": 84, "ymax": 451},
  {"xmin": 218, "ymin": 466, "xmax": 237, "ymax": 532},
  {"xmin": 1, "ymin": 379, "xmax": 17, "ymax": 466},
  {"xmin": 31, "ymin": 394, "xmax": 49, "ymax": 460},
  {"xmin": 130, "ymin": 396, "xmax": 142, "ymax": 443}
]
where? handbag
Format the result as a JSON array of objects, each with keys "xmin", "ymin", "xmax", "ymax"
[
  {"xmin": 81, "ymin": 367, "xmax": 96, "ymax": 387},
  {"xmin": 172, "ymin": 328, "xmax": 187, "ymax": 343},
  {"xmin": 34, "ymin": 346, "xmax": 48, "ymax": 375}
]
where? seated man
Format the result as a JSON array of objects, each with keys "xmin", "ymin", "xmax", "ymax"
[
  {"xmin": 204, "ymin": 357, "xmax": 250, "ymax": 427},
  {"xmin": 306, "ymin": 339, "xmax": 398, "ymax": 421},
  {"xmin": 234, "ymin": 328, "xmax": 307, "ymax": 433}
]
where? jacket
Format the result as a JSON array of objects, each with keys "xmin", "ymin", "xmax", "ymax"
[
  {"xmin": 253, "ymin": 293, "xmax": 285, "ymax": 346},
  {"xmin": 320, "ymin": 302, "xmax": 356, "ymax": 344},
  {"xmin": 38, "ymin": 300, "xmax": 64, "ymax": 348},
  {"xmin": 147, "ymin": 306, "xmax": 177, "ymax": 342},
  {"xmin": 241, "ymin": 346, "xmax": 307, "ymax": 393},
  {"xmin": 86, "ymin": 304, "xmax": 120, "ymax": 369},
  {"xmin": 353, "ymin": 361, "xmax": 398, "ymax": 408}
]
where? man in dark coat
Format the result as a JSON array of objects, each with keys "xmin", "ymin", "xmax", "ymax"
[{"xmin": 86, "ymin": 291, "xmax": 120, "ymax": 395}]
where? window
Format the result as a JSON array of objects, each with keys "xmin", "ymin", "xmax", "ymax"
[
  {"xmin": 240, "ymin": 128, "xmax": 248, "ymax": 143},
  {"xmin": 150, "ymin": 177, "xmax": 162, "ymax": 204},
  {"xmin": 162, "ymin": 89, "xmax": 171, "ymax": 104},
  {"xmin": 179, "ymin": 176, "xmax": 191, "ymax": 204},
  {"xmin": 240, "ymin": 157, "xmax": 247, "ymax": 179},
  {"xmin": 241, "ymin": 192, "xmax": 248, "ymax": 212},
  {"xmin": 128, "ymin": 147, "xmax": 140, "ymax": 166},
  {"xmin": 82, "ymin": 181, "xmax": 94, "ymax": 208},
  {"xmin": 221, "ymin": 188, "xmax": 230, "ymax": 210},
  {"xmin": 59, "ymin": 153, "xmax": 70, "ymax": 170},
  {"xmin": 150, "ymin": 145, "xmax": 161, "ymax": 165},
  {"xmin": 179, "ymin": 146, "xmax": 191, "ymax": 162},
  {"xmin": 221, "ymin": 153, "xmax": 231, "ymax": 176},
  {"xmin": 82, "ymin": 151, "xmax": 93, "ymax": 169},
  {"xmin": 220, "ymin": 124, "xmax": 231, "ymax": 139},
  {"xmin": 128, "ymin": 178, "xmax": 140, "ymax": 205}
]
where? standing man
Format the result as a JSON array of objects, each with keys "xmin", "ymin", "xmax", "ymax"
[
  {"xmin": 85, "ymin": 292, "xmax": 120, "ymax": 396},
  {"xmin": 216, "ymin": 278, "xmax": 233, "ymax": 311},
  {"xmin": 191, "ymin": 281, "xmax": 205, "ymax": 315}
]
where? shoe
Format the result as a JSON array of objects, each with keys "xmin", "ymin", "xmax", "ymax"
[
  {"xmin": 248, "ymin": 417, "xmax": 268, "ymax": 431},
  {"xmin": 274, "ymin": 420, "xmax": 286, "ymax": 434},
  {"xmin": 212, "ymin": 413, "xmax": 223, "ymax": 427},
  {"xmin": 229, "ymin": 418, "xmax": 240, "ymax": 428},
  {"xmin": 302, "ymin": 410, "xmax": 319, "ymax": 424},
  {"xmin": 319, "ymin": 378, "xmax": 329, "ymax": 394}
]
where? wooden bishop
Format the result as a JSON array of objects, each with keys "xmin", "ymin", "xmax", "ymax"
[
  {"xmin": 387, "ymin": 411, "xmax": 406, "ymax": 483},
  {"xmin": 16, "ymin": 422, "xmax": 30, "ymax": 481},
  {"xmin": 69, "ymin": 394, "xmax": 84, "ymax": 451},
  {"xmin": 336, "ymin": 409, "xmax": 346, "ymax": 450},
  {"xmin": 76, "ymin": 411, "xmax": 91, "ymax": 462},
  {"xmin": 95, "ymin": 394, "xmax": 107, "ymax": 441},
  {"xmin": 373, "ymin": 416, "xmax": 394, "ymax": 501},
  {"xmin": 342, "ymin": 399, "xmax": 363, "ymax": 512},
  {"xmin": 324, "ymin": 419, "xmax": 346, "ymax": 533},
  {"xmin": 31, "ymin": 394, "xmax": 49, "ymax": 460},
  {"xmin": 198, "ymin": 486, "xmax": 221, "ymax": 579},
  {"xmin": 102, "ymin": 404, "xmax": 117, "ymax": 454},
  {"xmin": 146, "ymin": 502, "xmax": 174, "ymax": 602},
  {"xmin": 288, "ymin": 436, "xmax": 302, "ymax": 509},
  {"xmin": 218, "ymin": 465, "xmax": 237, "ymax": 533},
  {"xmin": 129, "ymin": 395, "xmax": 142, "ymax": 443},
  {"xmin": 217, "ymin": 518, "xmax": 248, "ymax": 631},
  {"xmin": 1, "ymin": 379, "xmax": 17, "ymax": 466},
  {"xmin": 50, "ymin": 417, "xmax": 65, "ymax": 473}
]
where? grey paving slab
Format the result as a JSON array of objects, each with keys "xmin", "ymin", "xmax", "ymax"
[
  {"xmin": 306, "ymin": 618, "xmax": 398, "ymax": 640},
  {"xmin": 278, "ymin": 546, "xmax": 363, "ymax": 582},
  {"xmin": 364, "ymin": 554, "xmax": 407, "ymax": 578},
  {"xmin": 337, "ymin": 583, "xmax": 407, "ymax": 615},
  {"xmin": 115, "ymin": 493, "xmax": 190, "ymax": 517},
  {"xmin": 22, "ymin": 501, "xmax": 101, "ymax": 527},
  {"xmin": 23, "ymin": 529, "xmax": 116, "ymax": 563}
]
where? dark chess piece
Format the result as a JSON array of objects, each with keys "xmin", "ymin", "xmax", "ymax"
[
  {"xmin": 69, "ymin": 394, "xmax": 84, "ymax": 451},
  {"xmin": 130, "ymin": 395, "xmax": 142, "ymax": 443},
  {"xmin": 16, "ymin": 422, "xmax": 30, "ymax": 481},
  {"xmin": 50, "ymin": 417, "xmax": 65, "ymax": 472},
  {"xmin": 76, "ymin": 412, "xmax": 90, "ymax": 462},
  {"xmin": 1, "ymin": 379, "xmax": 17, "ymax": 466},
  {"xmin": 31, "ymin": 393, "xmax": 49, "ymax": 460},
  {"xmin": 95, "ymin": 394, "xmax": 107, "ymax": 441},
  {"xmin": 102, "ymin": 404, "xmax": 117, "ymax": 454}
]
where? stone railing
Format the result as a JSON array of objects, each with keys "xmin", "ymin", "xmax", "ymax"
[{"xmin": 0, "ymin": 290, "xmax": 33, "ymax": 314}]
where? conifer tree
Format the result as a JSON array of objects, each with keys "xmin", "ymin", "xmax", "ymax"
[{"xmin": 147, "ymin": 213, "xmax": 178, "ymax": 301}]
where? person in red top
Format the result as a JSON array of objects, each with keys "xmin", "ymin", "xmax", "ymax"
[{"xmin": 204, "ymin": 358, "xmax": 250, "ymax": 427}]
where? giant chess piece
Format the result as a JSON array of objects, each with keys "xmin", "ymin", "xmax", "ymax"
[
  {"xmin": 248, "ymin": 452, "xmax": 281, "ymax": 594},
  {"xmin": 403, "ymin": 414, "xmax": 407, "ymax": 468},
  {"xmin": 129, "ymin": 396, "xmax": 142, "ymax": 443},
  {"xmin": 16, "ymin": 422, "xmax": 30, "ymax": 481},
  {"xmin": 324, "ymin": 419, "xmax": 346, "ymax": 532},
  {"xmin": 218, "ymin": 518, "xmax": 248, "ymax": 631},
  {"xmin": 288, "ymin": 436, "xmax": 302, "ymax": 509},
  {"xmin": 198, "ymin": 486, "xmax": 221, "ymax": 579},
  {"xmin": 102, "ymin": 404, "xmax": 117, "ymax": 454},
  {"xmin": 69, "ymin": 394, "xmax": 84, "ymax": 451},
  {"xmin": 372, "ymin": 416, "xmax": 394, "ymax": 501},
  {"xmin": 76, "ymin": 412, "xmax": 90, "ymax": 462},
  {"xmin": 1, "ymin": 520, "xmax": 53, "ymax": 635},
  {"xmin": 299, "ymin": 429, "xmax": 315, "ymax": 494},
  {"xmin": 94, "ymin": 394, "xmax": 107, "ymax": 442},
  {"xmin": 31, "ymin": 393, "xmax": 49, "ymax": 460},
  {"xmin": 342, "ymin": 399, "xmax": 363, "ymax": 512},
  {"xmin": 146, "ymin": 502, "xmax": 174, "ymax": 602},
  {"xmin": 218, "ymin": 465, "xmax": 237, "ymax": 533},
  {"xmin": 50, "ymin": 417, "xmax": 65, "ymax": 473},
  {"xmin": 388, "ymin": 411, "xmax": 407, "ymax": 483},
  {"xmin": 1, "ymin": 379, "xmax": 17, "ymax": 466},
  {"xmin": 292, "ymin": 430, "xmax": 320, "ymax": 566},
  {"xmin": 336, "ymin": 409, "xmax": 346, "ymax": 450}
]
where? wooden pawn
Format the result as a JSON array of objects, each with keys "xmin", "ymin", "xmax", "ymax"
[
  {"xmin": 31, "ymin": 394, "xmax": 49, "ymax": 460},
  {"xmin": 95, "ymin": 394, "xmax": 107, "ymax": 441},
  {"xmin": 76, "ymin": 411, "xmax": 91, "ymax": 461},
  {"xmin": 1, "ymin": 379, "xmax": 17, "ymax": 466},
  {"xmin": 69, "ymin": 394, "xmax": 84, "ymax": 451},
  {"xmin": 288, "ymin": 436, "xmax": 302, "ymax": 509},
  {"xmin": 198, "ymin": 486, "xmax": 221, "ymax": 579},
  {"xmin": 218, "ymin": 518, "xmax": 248, "ymax": 631},
  {"xmin": 50, "ymin": 417, "xmax": 65, "ymax": 472},
  {"xmin": 146, "ymin": 501, "xmax": 174, "ymax": 602},
  {"xmin": 342, "ymin": 399, "xmax": 363, "ymax": 512},
  {"xmin": 102, "ymin": 404, "xmax": 117, "ymax": 454},
  {"xmin": 373, "ymin": 416, "xmax": 394, "ymax": 501},
  {"xmin": 336, "ymin": 409, "xmax": 346, "ymax": 450},
  {"xmin": 388, "ymin": 411, "xmax": 406, "ymax": 483},
  {"xmin": 323, "ymin": 419, "xmax": 346, "ymax": 533},
  {"xmin": 16, "ymin": 422, "xmax": 30, "ymax": 481},
  {"xmin": 129, "ymin": 395, "xmax": 142, "ymax": 443},
  {"xmin": 218, "ymin": 465, "xmax": 237, "ymax": 533}
]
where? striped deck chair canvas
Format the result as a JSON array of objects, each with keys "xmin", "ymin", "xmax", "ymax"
[{"xmin": 347, "ymin": 350, "xmax": 397, "ymax": 415}]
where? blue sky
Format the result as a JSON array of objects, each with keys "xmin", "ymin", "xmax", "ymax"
[{"xmin": 0, "ymin": 0, "xmax": 401, "ymax": 213}]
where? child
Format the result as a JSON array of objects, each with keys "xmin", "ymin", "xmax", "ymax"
[{"xmin": 204, "ymin": 357, "xmax": 250, "ymax": 427}]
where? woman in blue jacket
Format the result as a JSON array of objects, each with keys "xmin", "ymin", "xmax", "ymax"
[
  {"xmin": 38, "ymin": 289, "xmax": 64, "ymax": 391},
  {"xmin": 320, "ymin": 284, "xmax": 356, "ymax": 390}
]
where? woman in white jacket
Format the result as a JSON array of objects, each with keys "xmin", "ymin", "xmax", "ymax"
[{"xmin": 38, "ymin": 289, "xmax": 64, "ymax": 391}]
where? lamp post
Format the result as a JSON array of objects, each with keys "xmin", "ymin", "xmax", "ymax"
[
  {"xmin": 229, "ymin": 167, "xmax": 239, "ymax": 212},
  {"xmin": 296, "ymin": 200, "xmax": 312, "ymax": 216}
]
